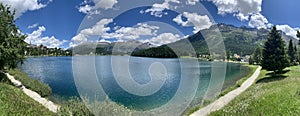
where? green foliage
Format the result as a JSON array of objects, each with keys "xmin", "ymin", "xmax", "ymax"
[
  {"xmin": 297, "ymin": 31, "xmax": 300, "ymax": 62},
  {"xmin": 0, "ymin": 83, "xmax": 54, "ymax": 115},
  {"xmin": 288, "ymin": 39, "xmax": 296, "ymax": 64},
  {"xmin": 132, "ymin": 45, "xmax": 178, "ymax": 58},
  {"xmin": 57, "ymin": 97, "xmax": 141, "ymax": 116},
  {"xmin": 252, "ymin": 47, "xmax": 262, "ymax": 64},
  {"xmin": 25, "ymin": 44, "xmax": 72, "ymax": 56},
  {"xmin": 57, "ymin": 97, "xmax": 94, "ymax": 116},
  {"xmin": 261, "ymin": 26, "xmax": 289, "ymax": 72},
  {"xmin": 0, "ymin": 3, "xmax": 26, "ymax": 70},
  {"xmin": 297, "ymin": 31, "xmax": 300, "ymax": 40},
  {"xmin": 8, "ymin": 69, "xmax": 52, "ymax": 97},
  {"xmin": 210, "ymin": 66, "xmax": 300, "ymax": 115}
]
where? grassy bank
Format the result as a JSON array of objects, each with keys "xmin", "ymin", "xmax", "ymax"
[
  {"xmin": 0, "ymin": 73, "xmax": 54, "ymax": 115},
  {"xmin": 218, "ymin": 65, "xmax": 258, "ymax": 97},
  {"xmin": 210, "ymin": 66, "xmax": 300, "ymax": 115},
  {"xmin": 8, "ymin": 69, "xmax": 52, "ymax": 97},
  {"xmin": 186, "ymin": 64, "xmax": 258, "ymax": 115}
]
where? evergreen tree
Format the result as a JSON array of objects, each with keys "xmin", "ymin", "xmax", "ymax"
[
  {"xmin": 253, "ymin": 46, "xmax": 262, "ymax": 64},
  {"xmin": 0, "ymin": 3, "xmax": 26, "ymax": 70},
  {"xmin": 294, "ymin": 45, "xmax": 298, "ymax": 63},
  {"xmin": 297, "ymin": 31, "xmax": 300, "ymax": 62},
  {"xmin": 297, "ymin": 31, "xmax": 300, "ymax": 40},
  {"xmin": 288, "ymin": 39, "xmax": 295, "ymax": 64},
  {"xmin": 261, "ymin": 26, "xmax": 289, "ymax": 72},
  {"xmin": 249, "ymin": 56, "xmax": 254, "ymax": 65}
]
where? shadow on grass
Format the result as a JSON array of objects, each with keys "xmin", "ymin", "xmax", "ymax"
[
  {"xmin": 256, "ymin": 70, "xmax": 290, "ymax": 83},
  {"xmin": 0, "ymin": 72, "xmax": 11, "ymax": 84}
]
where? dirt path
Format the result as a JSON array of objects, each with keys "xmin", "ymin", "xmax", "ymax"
[
  {"xmin": 191, "ymin": 66, "xmax": 262, "ymax": 116},
  {"xmin": 5, "ymin": 73, "xmax": 60, "ymax": 113}
]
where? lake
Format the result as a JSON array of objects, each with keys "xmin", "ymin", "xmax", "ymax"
[{"xmin": 20, "ymin": 56, "xmax": 250, "ymax": 112}]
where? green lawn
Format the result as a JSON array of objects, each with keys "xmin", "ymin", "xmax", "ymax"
[{"xmin": 210, "ymin": 66, "xmax": 300, "ymax": 115}]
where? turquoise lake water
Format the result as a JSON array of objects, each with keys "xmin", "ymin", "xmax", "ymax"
[{"xmin": 20, "ymin": 56, "xmax": 250, "ymax": 110}]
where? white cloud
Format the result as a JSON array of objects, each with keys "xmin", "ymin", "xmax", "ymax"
[
  {"xmin": 102, "ymin": 23, "xmax": 159, "ymax": 40},
  {"xmin": 71, "ymin": 18, "xmax": 113, "ymax": 44},
  {"xmin": 186, "ymin": 0, "xmax": 199, "ymax": 5},
  {"xmin": 173, "ymin": 12, "xmax": 213, "ymax": 33},
  {"xmin": 27, "ymin": 23, "xmax": 39, "ymax": 29},
  {"xmin": 207, "ymin": 0, "xmax": 273, "ymax": 29},
  {"xmin": 78, "ymin": 0, "xmax": 117, "ymax": 15},
  {"xmin": 94, "ymin": 0, "xmax": 118, "ymax": 10},
  {"xmin": 78, "ymin": 4, "xmax": 93, "ymax": 14},
  {"xmin": 276, "ymin": 25, "xmax": 300, "ymax": 39},
  {"xmin": 147, "ymin": 33, "xmax": 181, "ymax": 46},
  {"xmin": 71, "ymin": 18, "xmax": 161, "ymax": 47},
  {"xmin": 143, "ymin": 0, "xmax": 180, "ymax": 17},
  {"xmin": 0, "ymin": 0, "xmax": 51, "ymax": 18},
  {"xmin": 248, "ymin": 13, "xmax": 271, "ymax": 29},
  {"xmin": 208, "ymin": 0, "xmax": 262, "ymax": 21},
  {"xmin": 26, "ymin": 26, "xmax": 68, "ymax": 48}
]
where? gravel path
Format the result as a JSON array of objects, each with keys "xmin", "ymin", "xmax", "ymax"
[
  {"xmin": 191, "ymin": 66, "xmax": 262, "ymax": 116},
  {"xmin": 5, "ymin": 73, "xmax": 60, "ymax": 113}
]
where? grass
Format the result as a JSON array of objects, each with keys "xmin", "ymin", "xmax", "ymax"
[
  {"xmin": 210, "ymin": 66, "xmax": 300, "ymax": 115},
  {"xmin": 8, "ymin": 69, "xmax": 52, "ymax": 97},
  {"xmin": 0, "ymin": 74, "xmax": 54, "ymax": 115},
  {"xmin": 218, "ymin": 65, "xmax": 258, "ymax": 97},
  {"xmin": 185, "ymin": 64, "xmax": 258, "ymax": 115},
  {"xmin": 185, "ymin": 99, "xmax": 213, "ymax": 116}
]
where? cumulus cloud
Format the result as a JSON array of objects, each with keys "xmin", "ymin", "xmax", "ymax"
[
  {"xmin": 208, "ymin": 0, "xmax": 262, "ymax": 21},
  {"xmin": 143, "ymin": 0, "xmax": 180, "ymax": 17},
  {"xmin": 207, "ymin": 0, "xmax": 274, "ymax": 29},
  {"xmin": 26, "ymin": 26, "xmax": 68, "ymax": 48},
  {"xmin": 277, "ymin": 25, "xmax": 300, "ymax": 39},
  {"xmin": 248, "ymin": 13, "xmax": 271, "ymax": 29},
  {"xmin": 71, "ymin": 18, "xmax": 113, "ymax": 44},
  {"xmin": 102, "ymin": 23, "xmax": 159, "ymax": 40},
  {"xmin": 173, "ymin": 12, "xmax": 213, "ymax": 33},
  {"xmin": 0, "ymin": 0, "xmax": 51, "ymax": 18},
  {"xmin": 145, "ymin": 33, "xmax": 181, "ymax": 46},
  {"xmin": 78, "ymin": 0, "xmax": 117, "ymax": 15}
]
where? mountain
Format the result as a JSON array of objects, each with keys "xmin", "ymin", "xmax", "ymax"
[
  {"xmin": 166, "ymin": 24, "xmax": 298, "ymax": 56},
  {"xmin": 71, "ymin": 24, "xmax": 298, "ymax": 57},
  {"xmin": 70, "ymin": 40, "xmax": 154, "ymax": 55}
]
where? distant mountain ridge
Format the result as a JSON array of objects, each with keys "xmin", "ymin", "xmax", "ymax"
[
  {"xmin": 166, "ymin": 23, "xmax": 298, "ymax": 56},
  {"xmin": 71, "ymin": 23, "xmax": 298, "ymax": 57}
]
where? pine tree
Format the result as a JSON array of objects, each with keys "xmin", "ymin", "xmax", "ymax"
[
  {"xmin": 297, "ymin": 31, "xmax": 300, "ymax": 62},
  {"xmin": 261, "ymin": 26, "xmax": 289, "ymax": 72},
  {"xmin": 297, "ymin": 31, "xmax": 300, "ymax": 40},
  {"xmin": 288, "ymin": 39, "xmax": 295, "ymax": 64},
  {"xmin": 0, "ymin": 3, "xmax": 26, "ymax": 70},
  {"xmin": 253, "ymin": 47, "xmax": 262, "ymax": 64},
  {"xmin": 294, "ymin": 45, "xmax": 298, "ymax": 63}
]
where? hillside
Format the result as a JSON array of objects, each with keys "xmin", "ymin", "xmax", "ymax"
[
  {"xmin": 71, "ymin": 24, "xmax": 298, "ymax": 57},
  {"xmin": 70, "ymin": 40, "xmax": 154, "ymax": 55},
  {"xmin": 168, "ymin": 24, "xmax": 297, "ymax": 56}
]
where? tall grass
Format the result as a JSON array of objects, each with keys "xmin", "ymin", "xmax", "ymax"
[
  {"xmin": 0, "ymin": 81, "xmax": 54, "ymax": 115},
  {"xmin": 210, "ymin": 66, "xmax": 300, "ymax": 115},
  {"xmin": 8, "ymin": 69, "xmax": 52, "ymax": 97}
]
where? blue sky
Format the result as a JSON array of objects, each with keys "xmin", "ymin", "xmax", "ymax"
[{"xmin": 1, "ymin": 0, "xmax": 299, "ymax": 48}]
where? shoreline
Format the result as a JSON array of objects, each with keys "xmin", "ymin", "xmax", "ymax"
[
  {"xmin": 190, "ymin": 66, "xmax": 262, "ymax": 116},
  {"xmin": 5, "ymin": 73, "xmax": 60, "ymax": 113}
]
